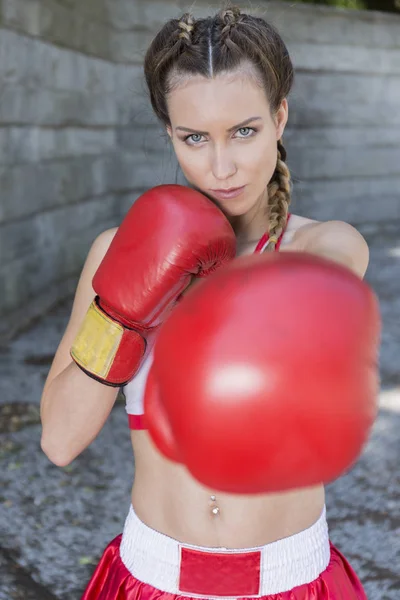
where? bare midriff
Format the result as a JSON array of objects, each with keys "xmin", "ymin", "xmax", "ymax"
[{"xmin": 131, "ymin": 431, "xmax": 325, "ymax": 548}]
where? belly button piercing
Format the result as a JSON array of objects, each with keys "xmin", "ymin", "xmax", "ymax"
[{"xmin": 209, "ymin": 494, "xmax": 220, "ymax": 516}]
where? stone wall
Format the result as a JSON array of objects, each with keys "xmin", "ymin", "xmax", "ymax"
[
  {"xmin": 0, "ymin": 0, "xmax": 175, "ymax": 342},
  {"xmin": 1, "ymin": 0, "xmax": 399, "ymax": 341}
]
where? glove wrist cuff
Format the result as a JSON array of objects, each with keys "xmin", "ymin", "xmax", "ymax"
[{"xmin": 70, "ymin": 297, "xmax": 146, "ymax": 386}]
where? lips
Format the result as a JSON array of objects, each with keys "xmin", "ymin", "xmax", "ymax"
[{"xmin": 210, "ymin": 186, "xmax": 246, "ymax": 200}]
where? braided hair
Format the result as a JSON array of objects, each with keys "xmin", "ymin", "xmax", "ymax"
[{"xmin": 144, "ymin": 4, "xmax": 294, "ymax": 249}]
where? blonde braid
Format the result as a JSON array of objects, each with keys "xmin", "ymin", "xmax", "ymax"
[{"xmin": 263, "ymin": 140, "xmax": 291, "ymax": 252}]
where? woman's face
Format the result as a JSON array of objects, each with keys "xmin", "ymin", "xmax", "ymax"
[{"xmin": 166, "ymin": 71, "xmax": 288, "ymax": 222}]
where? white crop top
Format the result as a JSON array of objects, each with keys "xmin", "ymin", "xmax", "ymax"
[
  {"xmin": 122, "ymin": 219, "xmax": 290, "ymax": 430},
  {"xmin": 123, "ymin": 349, "xmax": 154, "ymax": 430}
]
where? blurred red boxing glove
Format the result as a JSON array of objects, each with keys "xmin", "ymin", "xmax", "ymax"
[
  {"xmin": 145, "ymin": 252, "xmax": 381, "ymax": 493},
  {"xmin": 71, "ymin": 185, "xmax": 235, "ymax": 386}
]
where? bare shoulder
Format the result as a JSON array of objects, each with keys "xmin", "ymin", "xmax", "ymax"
[
  {"xmin": 281, "ymin": 214, "xmax": 318, "ymax": 247},
  {"xmin": 284, "ymin": 215, "xmax": 369, "ymax": 278},
  {"xmin": 41, "ymin": 227, "xmax": 119, "ymax": 398}
]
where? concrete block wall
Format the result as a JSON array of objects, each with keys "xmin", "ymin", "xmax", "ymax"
[
  {"xmin": 272, "ymin": 3, "xmax": 400, "ymax": 224},
  {"xmin": 0, "ymin": 0, "xmax": 180, "ymax": 342},
  {"xmin": 1, "ymin": 0, "xmax": 399, "ymax": 342}
]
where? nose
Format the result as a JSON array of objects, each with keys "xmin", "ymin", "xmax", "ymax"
[{"xmin": 211, "ymin": 144, "xmax": 237, "ymax": 181}]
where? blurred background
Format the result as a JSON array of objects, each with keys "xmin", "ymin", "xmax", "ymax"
[{"xmin": 0, "ymin": 1, "xmax": 399, "ymax": 599}]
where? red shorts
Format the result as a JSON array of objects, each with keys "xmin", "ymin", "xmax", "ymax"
[{"xmin": 81, "ymin": 506, "xmax": 367, "ymax": 600}]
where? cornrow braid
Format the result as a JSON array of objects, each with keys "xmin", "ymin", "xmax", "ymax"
[
  {"xmin": 143, "ymin": 13, "xmax": 199, "ymax": 124},
  {"xmin": 263, "ymin": 139, "xmax": 291, "ymax": 252},
  {"xmin": 220, "ymin": 6, "xmax": 242, "ymax": 31},
  {"xmin": 178, "ymin": 13, "xmax": 195, "ymax": 44},
  {"xmin": 219, "ymin": 6, "xmax": 243, "ymax": 50}
]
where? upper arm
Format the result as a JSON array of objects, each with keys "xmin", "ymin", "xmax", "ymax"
[
  {"xmin": 295, "ymin": 220, "xmax": 370, "ymax": 279},
  {"xmin": 41, "ymin": 227, "xmax": 118, "ymax": 402}
]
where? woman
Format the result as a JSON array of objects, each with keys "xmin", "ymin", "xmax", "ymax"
[{"xmin": 40, "ymin": 5, "xmax": 371, "ymax": 599}]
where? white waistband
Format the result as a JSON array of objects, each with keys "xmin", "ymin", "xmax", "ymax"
[{"xmin": 120, "ymin": 505, "xmax": 331, "ymax": 598}]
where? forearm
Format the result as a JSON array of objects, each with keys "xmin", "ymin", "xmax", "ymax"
[{"xmin": 40, "ymin": 361, "xmax": 119, "ymax": 466}]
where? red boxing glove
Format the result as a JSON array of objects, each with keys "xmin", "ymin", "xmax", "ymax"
[
  {"xmin": 145, "ymin": 252, "xmax": 381, "ymax": 493},
  {"xmin": 71, "ymin": 185, "xmax": 235, "ymax": 386}
]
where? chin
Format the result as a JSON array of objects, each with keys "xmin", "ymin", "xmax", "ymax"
[
  {"xmin": 219, "ymin": 199, "xmax": 258, "ymax": 220},
  {"xmin": 221, "ymin": 206, "xmax": 248, "ymax": 219}
]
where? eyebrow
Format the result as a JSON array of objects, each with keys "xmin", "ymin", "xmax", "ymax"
[{"xmin": 175, "ymin": 116, "xmax": 262, "ymax": 136}]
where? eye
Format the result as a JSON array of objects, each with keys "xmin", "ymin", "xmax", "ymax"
[
  {"xmin": 185, "ymin": 134, "xmax": 205, "ymax": 145},
  {"xmin": 236, "ymin": 127, "xmax": 256, "ymax": 138}
]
